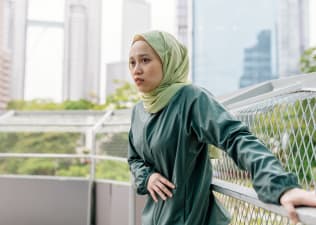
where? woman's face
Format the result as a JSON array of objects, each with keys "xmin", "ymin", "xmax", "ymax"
[{"xmin": 129, "ymin": 40, "xmax": 163, "ymax": 93}]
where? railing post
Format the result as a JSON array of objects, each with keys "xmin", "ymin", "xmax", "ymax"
[
  {"xmin": 86, "ymin": 110, "xmax": 112, "ymax": 225},
  {"xmin": 129, "ymin": 174, "xmax": 136, "ymax": 225},
  {"xmin": 85, "ymin": 128, "xmax": 95, "ymax": 225}
]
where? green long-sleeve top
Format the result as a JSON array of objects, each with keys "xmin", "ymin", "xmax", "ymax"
[{"xmin": 128, "ymin": 85, "xmax": 299, "ymax": 225}]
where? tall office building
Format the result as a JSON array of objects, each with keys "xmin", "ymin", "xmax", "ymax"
[
  {"xmin": 62, "ymin": 0, "xmax": 102, "ymax": 102},
  {"xmin": 239, "ymin": 30, "xmax": 274, "ymax": 88},
  {"xmin": 105, "ymin": 0, "xmax": 150, "ymax": 96},
  {"xmin": 176, "ymin": 0, "xmax": 189, "ymax": 47},
  {"xmin": 120, "ymin": 0, "xmax": 151, "ymax": 61},
  {"xmin": 0, "ymin": 0, "xmax": 11, "ymax": 109},
  {"xmin": 277, "ymin": 0, "xmax": 309, "ymax": 77},
  {"xmin": 8, "ymin": 0, "xmax": 101, "ymax": 102},
  {"xmin": 191, "ymin": 0, "xmax": 309, "ymax": 96},
  {"xmin": 7, "ymin": 0, "xmax": 26, "ymax": 100}
]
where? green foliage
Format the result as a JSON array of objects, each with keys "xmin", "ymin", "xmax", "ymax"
[
  {"xmin": 62, "ymin": 99, "xmax": 95, "ymax": 110},
  {"xmin": 0, "ymin": 132, "xmax": 80, "ymax": 153},
  {"xmin": 17, "ymin": 158, "xmax": 56, "ymax": 175},
  {"xmin": 286, "ymin": 99, "xmax": 316, "ymax": 184},
  {"xmin": 1, "ymin": 81, "xmax": 138, "ymax": 179},
  {"xmin": 300, "ymin": 46, "xmax": 316, "ymax": 73},
  {"xmin": 0, "ymin": 132, "xmax": 82, "ymax": 176},
  {"xmin": 96, "ymin": 160, "xmax": 130, "ymax": 182},
  {"xmin": 7, "ymin": 99, "xmax": 96, "ymax": 111},
  {"xmin": 105, "ymin": 80, "xmax": 140, "ymax": 109},
  {"xmin": 99, "ymin": 132, "xmax": 129, "ymax": 158},
  {"xmin": 252, "ymin": 98, "xmax": 316, "ymax": 186},
  {"xmin": 6, "ymin": 80, "xmax": 139, "ymax": 111},
  {"xmin": 7, "ymin": 99, "xmax": 64, "ymax": 110},
  {"xmin": 56, "ymin": 161, "xmax": 89, "ymax": 177}
]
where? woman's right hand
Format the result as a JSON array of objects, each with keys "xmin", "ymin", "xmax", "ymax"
[{"xmin": 147, "ymin": 173, "xmax": 175, "ymax": 202}]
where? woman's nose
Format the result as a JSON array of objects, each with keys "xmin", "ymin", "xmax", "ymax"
[{"xmin": 133, "ymin": 63, "xmax": 143, "ymax": 75}]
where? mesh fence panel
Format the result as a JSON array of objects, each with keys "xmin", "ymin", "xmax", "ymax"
[
  {"xmin": 213, "ymin": 91, "xmax": 316, "ymax": 224},
  {"xmin": 96, "ymin": 132, "xmax": 129, "ymax": 158}
]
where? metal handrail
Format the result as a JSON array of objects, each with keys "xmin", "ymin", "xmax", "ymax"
[
  {"xmin": 0, "ymin": 152, "xmax": 127, "ymax": 162},
  {"xmin": 212, "ymin": 179, "xmax": 316, "ymax": 225}
]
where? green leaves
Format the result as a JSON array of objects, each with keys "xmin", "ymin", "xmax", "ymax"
[
  {"xmin": 104, "ymin": 80, "xmax": 140, "ymax": 109},
  {"xmin": 1, "ymin": 81, "xmax": 137, "ymax": 180},
  {"xmin": 6, "ymin": 80, "xmax": 139, "ymax": 111},
  {"xmin": 300, "ymin": 46, "xmax": 316, "ymax": 73}
]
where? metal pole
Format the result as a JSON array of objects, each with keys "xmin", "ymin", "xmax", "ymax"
[
  {"xmin": 86, "ymin": 110, "xmax": 112, "ymax": 225},
  {"xmin": 129, "ymin": 174, "xmax": 136, "ymax": 225},
  {"xmin": 86, "ymin": 129, "xmax": 95, "ymax": 225}
]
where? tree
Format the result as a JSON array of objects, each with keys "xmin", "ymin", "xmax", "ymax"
[
  {"xmin": 300, "ymin": 47, "xmax": 316, "ymax": 73},
  {"xmin": 251, "ymin": 98, "xmax": 316, "ymax": 187},
  {"xmin": 2, "ymin": 81, "xmax": 138, "ymax": 179},
  {"xmin": 104, "ymin": 80, "xmax": 140, "ymax": 109},
  {"xmin": 6, "ymin": 81, "xmax": 139, "ymax": 111}
]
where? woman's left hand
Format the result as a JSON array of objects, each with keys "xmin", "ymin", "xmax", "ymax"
[{"xmin": 280, "ymin": 188, "xmax": 316, "ymax": 224}]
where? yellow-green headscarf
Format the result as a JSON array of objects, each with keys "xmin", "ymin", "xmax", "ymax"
[{"xmin": 132, "ymin": 30, "xmax": 190, "ymax": 113}]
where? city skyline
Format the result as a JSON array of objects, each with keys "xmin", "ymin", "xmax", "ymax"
[
  {"xmin": 24, "ymin": 0, "xmax": 176, "ymax": 102},
  {"xmin": 2, "ymin": 0, "xmax": 316, "ymax": 103}
]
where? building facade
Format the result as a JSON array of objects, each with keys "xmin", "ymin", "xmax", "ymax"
[
  {"xmin": 0, "ymin": 51, "xmax": 10, "ymax": 110},
  {"xmin": 277, "ymin": 0, "xmax": 309, "ymax": 77},
  {"xmin": 7, "ymin": 0, "xmax": 101, "ymax": 102},
  {"xmin": 239, "ymin": 30, "xmax": 275, "ymax": 88},
  {"xmin": 191, "ymin": 0, "xmax": 309, "ymax": 96},
  {"xmin": 176, "ymin": 0, "xmax": 189, "ymax": 47},
  {"xmin": 63, "ymin": 0, "xmax": 102, "ymax": 102},
  {"xmin": 0, "ymin": 0, "xmax": 11, "ymax": 109},
  {"xmin": 105, "ymin": 0, "xmax": 150, "ymax": 97}
]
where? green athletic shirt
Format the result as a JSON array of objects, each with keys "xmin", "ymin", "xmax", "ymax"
[{"xmin": 128, "ymin": 84, "xmax": 299, "ymax": 225}]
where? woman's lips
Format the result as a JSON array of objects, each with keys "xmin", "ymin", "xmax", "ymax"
[{"xmin": 134, "ymin": 78, "xmax": 144, "ymax": 85}]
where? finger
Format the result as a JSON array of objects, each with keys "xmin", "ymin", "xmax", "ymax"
[
  {"xmin": 153, "ymin": 185, "xmax": 167, "ymax": 200},
  {"xmin": 159, "ymin": 177, "xmax": 175, "ymax": 189},
  {"xmin": 156, "ymin": 182, "xmax": 173, "ymax": 197},
  {"xmin": 283, "ymin": 203, "xmax": 299, "ymax": 224},
  {"xmin": 148, "ymin": 189, "xmax": 158, "ymax": 203}
]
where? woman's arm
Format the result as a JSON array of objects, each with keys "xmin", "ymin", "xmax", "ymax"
[
  {"xmin": 127, "ymin": 131, "xmax": 155, "ymax": 195},
  {"xmin": 189, "ymin": 90, "xmax": 316, "ymax": 223}
]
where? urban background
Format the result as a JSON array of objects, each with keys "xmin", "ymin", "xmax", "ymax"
[
  {"xmin": 0, "ymin": 0, "xmax": 315, "ymax": 185},
  {"xmin": 0, "ymin": 1, "xmax": 315, "ymax": 224}
]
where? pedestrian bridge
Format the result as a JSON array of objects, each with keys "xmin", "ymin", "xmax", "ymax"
[{"xmin": 0, "ymin": 73, "xmax": 315, "ymax": 225}]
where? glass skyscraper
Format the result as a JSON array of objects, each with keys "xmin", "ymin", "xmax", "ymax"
[
  {"xmin": 239, "ymin": 30, "xmax": 276, "ymax": 88},
  {"xmin": 191, "ymin": 0, "xmax": 309, "ymax": 96}
]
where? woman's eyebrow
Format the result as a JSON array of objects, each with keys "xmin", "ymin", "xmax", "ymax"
[
  {"xmin": 140, "ymin": 53, "xmax": 151, "ymax": 58},
  {"xmin": 129, "ymin": 54, "xmax": 150, "ymax": 62}
]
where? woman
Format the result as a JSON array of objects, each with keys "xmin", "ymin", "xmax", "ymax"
[{"xmin": 127, "ymin": 30, "xmax": 316, "ymax": 225}]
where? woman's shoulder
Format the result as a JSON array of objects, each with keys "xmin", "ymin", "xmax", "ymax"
[
  {"xmin": 179, "ymin": 84, "xmax": 215, "ymax": 100},
  {"xmin": 131, "ymin": 101, "xmax": 144, "ymax": 115}
]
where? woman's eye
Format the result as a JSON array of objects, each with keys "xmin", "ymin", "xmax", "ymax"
[
  {"xmin": 142, "ymin": 58, "xmax": 150, "ymax": 63},
  {"xmin": 129, "ymin": 61, "xmax": 135, "ymax": 67}
]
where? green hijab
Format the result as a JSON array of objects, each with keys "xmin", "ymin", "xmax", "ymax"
[{"xmin": 132, "ymin": 30, "xmax": 190, "ymax": 113}]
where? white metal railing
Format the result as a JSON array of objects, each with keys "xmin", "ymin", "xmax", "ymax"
[
  {"xmin": 0, "ymin": 152, "xmax": 126, "ymax": 162},
  {"xmin": 212, "ymin": 179, "xmax": 316, "ymax": 225},
  {"xmin": 0, "ymin": 152, "xmax": 128, "ymax": 225},
  {"xmin": 213, "ymin": 84, "xmax": 316, "ymax": 224}
]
